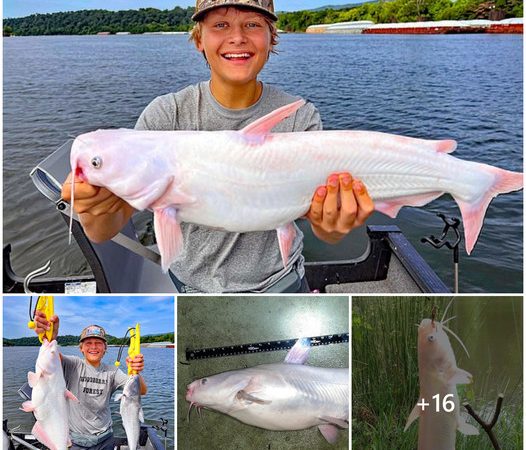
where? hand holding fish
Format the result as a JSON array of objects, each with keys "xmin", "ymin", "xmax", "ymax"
[
  {"xmin": 33, "ymin": 310, "xmax": 59, "ymax": 342},
  {"xmin": 306, "ymin": 172, "xmax": 374, "ymax": 244},
  {"xmin": 61, "ymin": 172, "xmax": 134, "ymax": 242}
]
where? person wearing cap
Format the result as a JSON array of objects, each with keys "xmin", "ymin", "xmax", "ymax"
[
  {"xmin": 33, "ymin": 311, "xmax": 147, "ymax": 450},
  {"xmin": 61, "ymin": 0, "xmax": 374, "ymax": 293}
]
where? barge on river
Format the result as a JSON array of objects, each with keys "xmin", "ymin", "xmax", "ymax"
[{"xmin": 307, "ymin": 18, "xmax": 523, "ymax": 34}]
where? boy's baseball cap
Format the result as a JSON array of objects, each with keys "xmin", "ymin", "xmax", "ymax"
[
  {"xmin": 192, "ymin": 0, "xmax": 278, "ymax": 22},
  {"xmin": 80, "ymin": 324, "xmax": 107, "ymax": 342}
]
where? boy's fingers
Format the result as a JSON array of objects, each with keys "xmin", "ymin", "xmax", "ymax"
[
  {"xmin": 308, "ymin": 186, "xmax": 326, "ymax": 224},
  {"xmin": 322, "ymin": 175, "xmax": 340, "ymax": 227},
  {"xmin": 353, "ymin": 180, "xmax": 375, "ymax": 226},
  {"xmin": 338, "ymin": 173, "xmax": 358, "ymax": 228}
]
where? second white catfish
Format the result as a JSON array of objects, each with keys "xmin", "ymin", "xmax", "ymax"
[{"xmin": 70, "ymin": 100, "xmax": 523, "ymax": 271}]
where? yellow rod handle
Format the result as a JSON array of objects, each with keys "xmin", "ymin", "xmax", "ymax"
[{"xmin": 28, "ymin": 296, "xmax": 54, "ymax": 344}]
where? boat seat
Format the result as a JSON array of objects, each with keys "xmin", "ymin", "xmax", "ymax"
[{"xmin": 30, "ymin": 140, "xmax": 176, "ymax": 293}]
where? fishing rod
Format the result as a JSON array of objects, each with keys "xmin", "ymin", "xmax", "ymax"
[{"xmin": 185, "ymin": 332, "xmax": 349, "ymax": 361}]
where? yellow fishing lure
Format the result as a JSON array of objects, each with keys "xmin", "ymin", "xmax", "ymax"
[{"xmin": 27, "ymin": 296, "xmax": 54, "ymax": 343}]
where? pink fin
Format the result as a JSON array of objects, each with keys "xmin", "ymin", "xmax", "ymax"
[
  {"xmin": 65, "ymin": 389, "xmax": 79, "ymax": 402},
  {"xmin": 318, "ymin": 424, "xmax": 339, "ymax": 444},
  {"xmin": 375, "ymin": 192, "xmax": 444, "ymax": 218},
  {"xmin": 153, "ymin": 207, "xmax": 183, "ymax": 272},
  {"xmin": 240, "ymin": 99, "xmax": 305, "ymax": 142},
  {"xmin": 319, "ymin": 416, "xmax": 349, "ymax": 429},
  {"xmin": 456, "ymin": 166, "xmax": 523, "ymax": 254},
  {"xmin": 27, "ymin": 371, "xmax": 41, "ymax": 388},
  {"xmin": 284, "ymin": 338, "xmax": 310, "ymax": 364},
  {"xmin": 276, "ymin": 223, "xmax": 296, "ymax": 267},
  {"xmin": 20, "ymin": 401, "xmax": 36, "ymax": 412},
  {"xmin": 32, "ymin": 421, "xmax": 57, "ymax": 450},
  {"xmin": 393, "ymin": 135, "xmax": 457, "ymax": 153},
  {"xmin": 404, "ymin": 403, "xmax": 421, "ymax": 431},
  {"xmin": 448, "ymin": 367, "xmax": 472, "ymax": 385}
]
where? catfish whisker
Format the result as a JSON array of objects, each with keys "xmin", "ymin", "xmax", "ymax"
[{"xmin": 443, "ymin": 324, "xmax": 470, "ymax": 359}]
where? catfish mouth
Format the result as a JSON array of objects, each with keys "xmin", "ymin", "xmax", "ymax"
[{"xmin": 75, "ymin": 165, "xmax": 87, "ymax": 182}]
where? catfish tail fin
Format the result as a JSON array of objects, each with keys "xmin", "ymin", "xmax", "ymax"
[{"xmin": 456, "ymin": 166, "xmax": 523, "ymax": 254}]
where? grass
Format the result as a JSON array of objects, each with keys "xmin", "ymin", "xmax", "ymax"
[{"xmin": 352, "ymin": 296, "xmax": 523, "ymax": 450}]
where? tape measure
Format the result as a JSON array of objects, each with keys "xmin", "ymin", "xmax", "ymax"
[{"xmin": 185, "ymin": 332, "xmax": 349, "ymax": 361}]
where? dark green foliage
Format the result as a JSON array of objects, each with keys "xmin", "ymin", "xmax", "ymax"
[
  {"xmin": 3, "ymin": 7, "xmax": 195, "ymax": 36},
  {"xmin": 3, "ymin": 332, "xmax": 174, "ymax": 346},
  {"xmin": 3, "ymin": 1, "xmax": 522, "ymax": 36},
  {"xmin": 276, "ymin": 0, "xmax": 522, "ymax": 31}
]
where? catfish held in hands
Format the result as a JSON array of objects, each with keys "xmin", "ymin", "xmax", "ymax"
[{"xmin": 69, "ymin": 99, "xmax": 523, "ymax": 271}]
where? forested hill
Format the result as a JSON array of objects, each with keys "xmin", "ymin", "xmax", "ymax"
[
  {"xmin": 4, "ymin": 332, "xmax": 174, "ymax": 346},
  {"xmin": 4, "ymin": 7, "xmax": 195, "ymax": 36},
  {"xmin": 3, "ymin": 0, "xmax": 523, "ymax": 36}
]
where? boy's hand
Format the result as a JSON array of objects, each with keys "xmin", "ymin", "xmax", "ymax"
[
  {"xmin": 61, "ymin": 172, "xmax": 129, "ymax": 216},
  {"xmin": 126, "ymin": 354, "xmax": 145, "ymax": 374},
  {"xmin": 306, "ymin": 172, "xmax": 374, "ymax": 244},
  {"xmin": 34, "ymin": 310, "xmax": 60, "ymax": 342}
]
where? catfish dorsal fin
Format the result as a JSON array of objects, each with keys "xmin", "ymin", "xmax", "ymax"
[
  {"xmin": 240, "ymin": 99, "xmax": 305, "ymax": 138},
  {"xmin": 284, "ymin": 338, "xmax": 310, "ymax": 364}
]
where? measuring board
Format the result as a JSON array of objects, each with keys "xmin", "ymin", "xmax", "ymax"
[{"xmin": 185, "ymin": 332, "xmax": 349, "ymax": 361}]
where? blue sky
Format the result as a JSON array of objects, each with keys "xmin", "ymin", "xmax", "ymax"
[
  {"xmin": 4, "ymin": 1, "xmax": 358, "ymax": 19},
  {"xmin": 3, "ymin": 296, "xmax": 174, "ymax": 339}
]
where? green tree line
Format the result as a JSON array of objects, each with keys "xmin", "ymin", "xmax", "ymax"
[
  {"xmin": 4, "ymin": 7, "xmax": 194, "ymax": 36},
  {"xmin": 278, "ymin": 0, "xmax": 522, "ymax": 31},
  {"xmin": 3, "ymin": 1, "xmax": 522, "ymax": 36},
  {"xmin": 4, "ymin": 332, "xmax": 174, "ymax": 346}
]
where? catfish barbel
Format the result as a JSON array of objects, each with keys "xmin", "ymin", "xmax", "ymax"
[
  {"xmin": 70, "ymin": 100, "xmax": 523, "ymax": 271},
  {"xmin": 185, "ymin": 339, "xmax": 348, "ymax": 443}
]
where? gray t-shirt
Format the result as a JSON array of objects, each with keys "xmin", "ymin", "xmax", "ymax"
[
  {"xmin": 62, "ymin": 355, "xmax": 128, "ymax": 438},
  {"xmin": 135, "ymin": 81, "xmax": 322, "ymax": 293}
]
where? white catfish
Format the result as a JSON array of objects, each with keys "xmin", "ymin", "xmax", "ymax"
[
  {"xmin": 404, "ymin": 303, "xmax": 479, "ymax": 449},
  {"xmin": 114, "ymin": 375, "xmax": 144, "ymax": 450},
  {"xmin": 69, "ymin": 99, "xmax": 523, "ymax": 271},
  {"xmin": 185, "ymin": 339, "xmax": 349, "ymax": 444},
  {"xmin": 20, "ymin": 339, "xmax": 79, "ymax": 450}
]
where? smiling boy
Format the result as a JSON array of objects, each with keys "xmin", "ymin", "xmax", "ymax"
[{"xmin": 61, "ymin": 0, "xmax": 374, "ymax": 293}]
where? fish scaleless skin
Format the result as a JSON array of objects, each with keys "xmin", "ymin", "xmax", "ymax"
[
  {"xmin": 186, "ymin": 364, "xmax": 348, "ymax": 431},
  {"xmin": 21, "ymin": 340, "xmax": 78, "ymax": 450},
  {"xmin": 115, "ymin": 375, "xmax": 143, "ymax": 450},
  {"xmin": 405, "ymin": 316, "xmax": 479, "ymax": 450},
  {"xmin": 70, "ymin": 100, "xmax": 523, "ymax": 270}
]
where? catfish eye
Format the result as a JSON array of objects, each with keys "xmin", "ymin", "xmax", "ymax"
[
  {"xmin": 91, "ymin": 156, "xmax": 103, "ymax": 169},
  {"xmin": 201, "ymin": 378, "xmax": 208, "ymax": 385},
  {"xmin": 427, "ymin": 334, "xmax": 435, "ymax": 342}
]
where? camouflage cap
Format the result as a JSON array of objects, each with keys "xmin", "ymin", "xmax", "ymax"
[
  {"xmin": 192, "ymin": 0, "xmax": 278, "ymax": 22},
  {"xmin": 79, "ymin": 324, "xmax": 107, "ymax": 343}
]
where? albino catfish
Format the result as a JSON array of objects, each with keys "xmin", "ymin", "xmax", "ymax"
[
  {"xmin": 185, "ymin": 339, "xmax": 349, "ymax": 444},
  {"xmin": 69, "ymin": 100, "xmax": 523, "ymax": 271},
  {"xmin": 404, "ymin": 302, "xmax": 479, "ymax": 449},
  {"xmin": 20, "ymin": 339, "xmax": 79, "ymax": 450},
  {"xmin": 114, "ymin": 375, "xmax": 144, "ymax": 450}
]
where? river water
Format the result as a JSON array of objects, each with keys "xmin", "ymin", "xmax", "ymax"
[
  {"xmin": 3, "ymin": 33, "xmax": 523, "ymax": 292},
  {"xmin": 3, "ymin": 346, "xmax": 174, "ymax": 449}
]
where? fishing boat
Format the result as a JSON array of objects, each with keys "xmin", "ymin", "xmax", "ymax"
[
  {"xmin": 3, "ymin": 383, "xmax": 167, "ymax": 450},
  {"xmin": 3, "ymin": 140, "xmax": 451, "ymax": 294}
]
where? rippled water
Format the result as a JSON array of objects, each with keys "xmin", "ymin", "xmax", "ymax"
[
  {"xmin": 3, "ymin": 346, "xmax": 174, "ymax": 449},
  {"xmin": 3, "ymin": 33, "xmax": 523, "ymax": 292}
]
